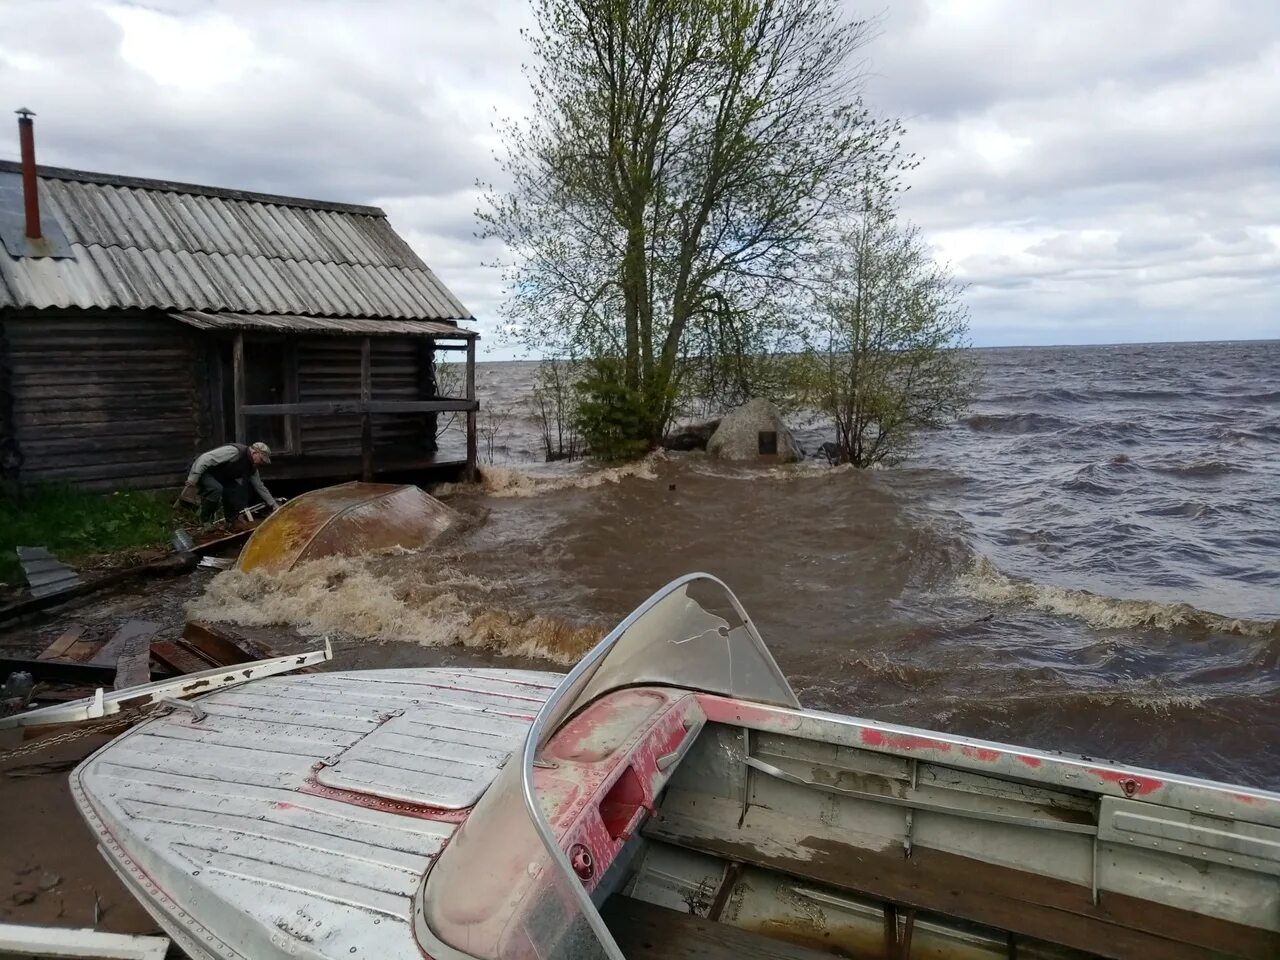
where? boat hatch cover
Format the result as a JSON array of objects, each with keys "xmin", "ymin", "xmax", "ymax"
[{"xmin": 315, "ymin": 702, "xmax": 535, "ymax": 809}]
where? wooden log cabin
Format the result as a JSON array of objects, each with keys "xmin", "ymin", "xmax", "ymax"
[{"xmin": 0, "ymin": 112, "xmax": 479, "ymax": 492}]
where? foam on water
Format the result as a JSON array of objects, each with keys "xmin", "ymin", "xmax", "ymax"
[
  {"xmin": 434, "ymin": 456, "xmax": 661, "ymax": 499},
  {"xmin": 187, "ymin": 556, "xmax": 600, "ymax": 664},
  {"xmin": 957, "ymin": 556, "xmax": 1280, "ymax": 638}
]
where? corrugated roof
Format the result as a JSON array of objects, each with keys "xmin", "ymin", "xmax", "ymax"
[
  {"xmin": 16, "ymin": 546, "xmax": 81, "ymax": 599},
  {"xmin": 0, "ymin": 162, "xmax": 473, "ymax": 322},
  {"xmin": 172, "ymin": 310, "xmax": 476, "ymax": 338}
]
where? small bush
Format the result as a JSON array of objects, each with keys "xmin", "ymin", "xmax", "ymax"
[
  {"xmin": 0, "ymin": 485, "xmax": 178, "ymax": 585},
  {"xmin": 573, "ymin": 358, "xmax": 651, "ymax": 463},
  {"xmin": 531, "ymin": 358, "xmax": 582, "ymax": 462}
]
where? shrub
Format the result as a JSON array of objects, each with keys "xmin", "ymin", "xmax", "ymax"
[
  {"xmin": 0, "ymin": 484, "xmax": 178, "ymax": 585},
  {"xmin": 573, "ymin": 359, "xmax": 651, "ymax": 463}
]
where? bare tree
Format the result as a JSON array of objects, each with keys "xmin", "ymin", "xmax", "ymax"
[
  {"xmin": 810, "ymin": 202, "xmax": 977, "ymax": 466},
  {"xmin": 477, "ymin": 402, "xmax": 518, "ymax": 464},
  {"xmin": 530, "ymin": 358, "xmax": 582, "ymax": 461},
  {"xmin": 432, "ymin": 359, "xmax": 464, "ymax": 447},
  {"xmin": 482, "ymin": 0, "xmax": 906, "ymax": 446}
]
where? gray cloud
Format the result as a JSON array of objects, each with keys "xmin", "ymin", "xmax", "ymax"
[{"xmin": 2, "ymin": 0, "xmax": 1276, "ymax": 352}]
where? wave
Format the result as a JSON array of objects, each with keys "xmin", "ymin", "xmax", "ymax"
[
  {"xmin": 1234, "ymin": 390, "xmax": 1280, "ymax": 404},
  {"xmin": 186, "ymin": 556, "xmax": 601, "ymax": 665},
  {"xmin": 962, "ymin": 412, "xmax": 1072, "ymax": 434},
  {"xmin": 1060, "ymin": 420, "xmax": 1151, "ymax": 444},
  {"xmin": 1211, "ymin": 425, "xmax": 1276, "ymax": 444},
  {"xmin": 1060, "ymin": 476, "xmax": 1118, "ymax": 496},
  {"xmin": 1093, "ymin": 388, "xmax": 1191, "ymax": 401},
  {"xmin": 1136, "ymin": 499, "xmax": 1218, "ymax": 520},
  {"xmin": 1149, "ymin": 458, "xmax": 1242, "ymax": 478},
  {"xmin": 985, "ymin": 389, "xmax": 1088, "ymax": 404},
  {"xmin": 956, "ymin": 557, "xmax": 1279, "ymax": 638},
  {"xmin": 434, "ymin": 456, "xmax": 661, "ymax": 499}
]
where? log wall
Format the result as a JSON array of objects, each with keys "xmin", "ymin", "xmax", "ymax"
[
  {"xmin": 1, "ymin": 309, "xmax": 207, "ymax": 490},
  {"xmin": 0, "ymin": 310, "xmax": 449, "ymax": 492},
  {"xmin": 295, "ymin": 336, "xmax": 432, "ymax": 456}
]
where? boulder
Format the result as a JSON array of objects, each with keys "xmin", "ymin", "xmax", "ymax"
[
  {"xmin": 663, "ymin": 419, "xmax": 720, "ymax": 452},
  {"xmin": 706, "ymin": 399, "xmax": 802, "ymax": 463},
  {"xmin": 816, "ymin": 441, "xmax": 841, "ymax": 463}
]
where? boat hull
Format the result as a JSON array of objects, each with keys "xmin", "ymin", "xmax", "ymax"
[{"xmin": 72, "ymin": 668, "xmax": 560, "ymax": 960}]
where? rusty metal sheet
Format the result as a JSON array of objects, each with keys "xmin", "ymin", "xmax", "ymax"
[{"xmin": 237, "ymin": 482, "xmax": 461, "ymax": 574}]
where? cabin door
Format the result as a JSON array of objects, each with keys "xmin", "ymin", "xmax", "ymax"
[{"xmin": 219, "ymin": 339, "xmax": 293, "ymax": 453}]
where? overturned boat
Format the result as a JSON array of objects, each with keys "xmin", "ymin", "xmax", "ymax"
[
  {"xmin": 237, "ymin": 481, "xmax": 459, "ymax": 573},
  {"xmin": 72, "ymin": 574, "xmax": 1278, "ymax": 959}
]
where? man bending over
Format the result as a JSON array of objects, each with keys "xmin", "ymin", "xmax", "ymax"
[{"xmin": 184, "ymin": 441, "xmax": 278, "ymax": 528}]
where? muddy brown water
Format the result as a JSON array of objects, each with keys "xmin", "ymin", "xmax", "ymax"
[{"xmin": 180, "ymin": 340, "xmax": 1280, "ymax": 791}]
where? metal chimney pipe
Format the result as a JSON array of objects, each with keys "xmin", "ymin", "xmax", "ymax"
[{"xmin": 15, "ymin": 108, "xmax": 40, "ymax": 240}]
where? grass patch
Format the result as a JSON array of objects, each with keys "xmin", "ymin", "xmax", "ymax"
[{"xmin": 0, "ymin": 485, "xmax": 181, "ymax": 586}]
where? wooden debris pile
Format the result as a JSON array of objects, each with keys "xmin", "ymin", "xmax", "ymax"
[{"xmin": 1, "ymin": 620, "xmax": 306, "ymax": 723}]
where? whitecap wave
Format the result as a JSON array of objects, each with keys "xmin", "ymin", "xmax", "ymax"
[
  {"xmin": 957, "ymin": 557, "xmax": 1279, "ymax": 637},
  {"xmin": 434, "ymin": 455, "xmax": 662, "ymax": 499},
  {"xmin": 186, "ymin": 556, "xmax": 600, "ymax": 664}
]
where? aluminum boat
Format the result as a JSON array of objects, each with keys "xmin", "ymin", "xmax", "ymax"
[{"xmin": 72, "ymin": 574, "xmax": 1279, "ymax": 959}]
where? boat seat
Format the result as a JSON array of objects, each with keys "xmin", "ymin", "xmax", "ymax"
[{"xmin": 602, "ymin": 895, "xmax": 837, "ymax": 960}]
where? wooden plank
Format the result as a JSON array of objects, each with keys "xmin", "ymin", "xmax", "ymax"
[
  {"xmin": 181, "ymin": 621, "xmax": 253, "ymax": 666},
  {"xmin": 89, "ymin": 621, "xmax": 161, "ymax": 690},
  {"xmin": 465, "ymin": 337, "xmax": 477, "ymax": 482},
  {"xmin": 645, "ymin": 811, "xmax": 1277, "ymax": 960},
  {"xmin": 150, "ymin": 639, "xmax": 218, "ymax": 676},
  {"xmin": 240, "ymin": 399, "xmax": 477, "ymax": 416},
  {"xmin": 232, "ymin": 331, "xmax": 246, "ymax": 443},
  {"xmin": 62, "ymin": 637, "xmax": 101, "ymax": 663},
  {"xmin": 37, "ymin": 626, "xmax": 84, "ymax": 660},
  {"xmin": 206, "ymin": 338, "xmax": 226, "ymax": 447},
  {"xmin": 91, "ymin": 620, "xmax": 159, "ymax": 666},
  {"xmin": 360, "ymin": 336, "xmax": 373, "ymax": 482},
  {"xmin": 114, "ymin": 643, "xmax": 152, "ymax": 690},
  {"xmin": 602, "ymin": 896, "xmax": 834, "ymax": 960},
  {"xmin": 283, "ymin": 339, "xmax": 301, "ymax": 454}
]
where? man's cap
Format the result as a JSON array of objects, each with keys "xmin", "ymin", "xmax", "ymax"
[{"xmin": 251, "ymin": 441, "xmax": 272, "ymax": 463}]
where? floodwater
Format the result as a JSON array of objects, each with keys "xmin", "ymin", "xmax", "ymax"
[{"xmin": 195, "ymin": 340, "xmax": 1280, "ymax": 789}]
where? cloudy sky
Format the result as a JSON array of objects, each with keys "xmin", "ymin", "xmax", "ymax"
[{"xmin": 4, "ymin": 0, "xmax": 1277, "ymax": 355}]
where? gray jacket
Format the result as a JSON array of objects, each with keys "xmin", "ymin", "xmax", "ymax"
[{"xmin": 187, "ymin": 444, "xmax": 277, "ymax": 509}]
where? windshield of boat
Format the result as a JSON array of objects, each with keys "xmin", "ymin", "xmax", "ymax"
[{"xmin": 416, "ymin": 573, "xmax": 798, "ymax": 960}]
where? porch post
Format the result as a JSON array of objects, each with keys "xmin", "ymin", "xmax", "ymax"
[
  {"xmin": 232, "ymin": 332, "xmax": 246, "ymax": 444},
  {"xmin": 360, "ymin": 336, "xmax": 373, "ymax": 482},
  {"xmin": 283, "ymin": 338, "xmax": 300, "ymax": 454},
  {"xmin": 465, "ymin": 337, "xmax": 477, "ymax": 482}
]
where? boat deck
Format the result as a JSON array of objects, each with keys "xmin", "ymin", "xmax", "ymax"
[{"xmin": 72, "ymin": 668, "xmax": 560, "ymax": 960}]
